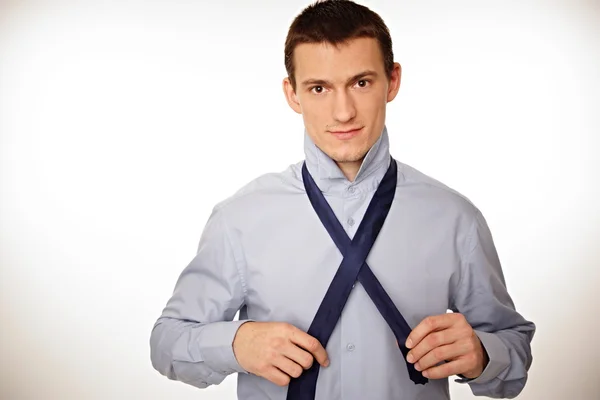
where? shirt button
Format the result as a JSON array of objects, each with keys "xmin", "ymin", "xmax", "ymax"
[
  {"xmin": 346, "ymin": 343, "xmax": 355, "ymax": 352},
  {"xmin": 348, "ymin": 186, "xmax": 355, "ymax": 193},
  {"xmin": 348, "ymin": 217, "xmax": 355, "ymax": 226}
]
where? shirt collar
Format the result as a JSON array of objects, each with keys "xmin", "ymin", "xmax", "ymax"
[{"xmin": 303, "ymin": 125, "xmax": 392, "ymax": 196}]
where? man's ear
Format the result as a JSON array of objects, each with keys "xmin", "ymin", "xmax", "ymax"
[
  {"xmin": 386, "ymin": 62, "xmax": 402, "ymax": 103},
  {"xmin": 283, "ymin": 77, "xmax": 302, "ymax": 114}
]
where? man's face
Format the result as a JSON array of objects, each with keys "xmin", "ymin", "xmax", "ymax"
[{"xmin": 284, "ymin": 37, "xmax": 401, "ymax": 165}]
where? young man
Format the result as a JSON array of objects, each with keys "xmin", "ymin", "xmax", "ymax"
[{"xmin": 150, "ymin": 1, "xmax": 535, "ymax": 399}]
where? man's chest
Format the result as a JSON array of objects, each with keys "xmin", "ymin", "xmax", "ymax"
[{"xmin": 235, "ymin": 198, "xmax": 462, "ymax": 328}]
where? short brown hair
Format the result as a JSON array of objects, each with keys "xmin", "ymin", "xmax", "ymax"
[{"xmin": 284, "ymin": 0, "xmax": 394, "ymax": 91}]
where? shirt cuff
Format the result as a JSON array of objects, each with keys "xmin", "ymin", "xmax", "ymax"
[
  {"xmin": 454, "ymin": 330, "xmax": 511, "ymax": 385},
  {"xmin": 197, "ymin": 319, "xmax": 254, "ymax": 375}
]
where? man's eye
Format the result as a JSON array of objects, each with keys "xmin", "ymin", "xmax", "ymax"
[
  {"xmin": 357, "ymin": 79, "xmax": 370, "ymax": 88},
  {"xmin": 311, "ymin": 86, "xmax": 324, "ymax": 94}
]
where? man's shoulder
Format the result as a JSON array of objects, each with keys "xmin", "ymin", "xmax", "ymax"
[
  {"xmin": 213, "ymin": 161, "xmax": 304, "ymax": 213},
  {"xmin": 396, "ymin": 160, "xmax": 479, "ymax": 216}
]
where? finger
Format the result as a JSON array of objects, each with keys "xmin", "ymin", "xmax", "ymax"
[
  {"xmin": 406, "ymin": 314, "xmax": 459, "ymax": 349},
  {"xmin": 413, "ymin": 342, "xmax": 468, "ymax": 372},
  {"xmin": 406, "ymin": 327, "xmax": 464, "ymax": 364},
  {"xmin": 263, "ymin": 366, "xmax": 292, "ymax": 387},
  {"xmin": 283, "ymin": 343, "xmax": 314, "ymax": 370},
  {"xmin": 273, "ymin": 355, "xmax": 304, "ymax": 379},
  {"xmin": 422, "ymin": 358, "xmax": 470, "ymax": 380},
  {"xmin": 288, "ymin": 328, "xmax": 329, "ymax": 367}
]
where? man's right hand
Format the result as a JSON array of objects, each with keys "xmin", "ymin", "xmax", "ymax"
[{"xmin": 232, "ymin": 321, "xmax": 330, "ymax": 387}]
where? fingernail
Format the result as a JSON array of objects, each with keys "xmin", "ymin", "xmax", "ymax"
[
  {"xmin": 405, "ymin": 339, "xmax": 413, "ymax": 348},
  {"xmin": 414, "ymin": 362, "xmax": 421, "ymax": 371},
  {"xmin": 324, "ymin": 359, "xmax": 330, "ymax": 367},
  {"xmin": 422, "ymin": 370, "xmax": 429, "ymax": 378},
  {"xmin": 406, "ymin": 353, "xmax": 414, "ymax": 363}
]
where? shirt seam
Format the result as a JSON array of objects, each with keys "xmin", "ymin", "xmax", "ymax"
[
  {"xmin": 218, "ymin": 206, "xmax": 249, "ymax": 301},
  {"xmin": 451, "ymin": 209, "xmax": 480, "ymax": 308}
]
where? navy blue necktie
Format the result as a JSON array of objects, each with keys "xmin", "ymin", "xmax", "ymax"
[{"xmin": 286, "ymin": 157, "xmax": 427, "ymax": 400}]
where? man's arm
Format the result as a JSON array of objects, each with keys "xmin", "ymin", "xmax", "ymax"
[
  {"xmin": 149, "ymin": 205, "xmax": 250, "ymax": 389},
  {"xmin": 451, "ymin": 209, "xmax": 536, "ymax": 398}
]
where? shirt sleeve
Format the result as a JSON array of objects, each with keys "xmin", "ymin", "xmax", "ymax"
[
  {"xmin": 451, "ymin": 209, "xmax": 536, "ymax": 398},
  {"xmin": 149, "ymin": 204, "xmax": 252, "ymax": 389}
]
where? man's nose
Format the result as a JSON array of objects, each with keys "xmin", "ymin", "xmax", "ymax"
[{"xmin": 332, "ymin": 91, "xmax": 356, "ymax": 123}]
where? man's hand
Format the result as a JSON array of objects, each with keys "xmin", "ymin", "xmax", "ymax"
[
  {"xmin": 232, "ymin": 321, "xmax": 330, "ymax": 387},
  {"xmin": 403, "ymin": 313, "xmax": 488, "ymax": 380}
]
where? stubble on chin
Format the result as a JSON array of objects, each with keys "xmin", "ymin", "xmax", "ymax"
[{"xmin": 329, "ymin": 149, "xmax": 368, "ymax": 164}]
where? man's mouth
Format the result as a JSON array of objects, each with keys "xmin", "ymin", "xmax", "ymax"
[{"xmin": 329, "ymin": 127, "xmax": 363, "ymax": 140}]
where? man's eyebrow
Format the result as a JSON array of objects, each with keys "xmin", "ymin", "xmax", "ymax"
[{"xmin": 300, "ymin": 70, "xmax": 379, "ymax": 87}]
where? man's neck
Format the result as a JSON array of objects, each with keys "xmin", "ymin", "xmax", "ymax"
[{"xmin": 336, "ymin": 160, "xmax": 362, "ymax": 182}]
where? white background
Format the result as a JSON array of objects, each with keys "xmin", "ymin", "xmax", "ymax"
[{"xmin": 1, "ymin": 0, "xmax": 599, "ymax": 399}]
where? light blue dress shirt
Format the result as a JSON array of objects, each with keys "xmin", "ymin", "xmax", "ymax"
[{"xmin": 150, "ymin": 126, "xmax": 535, "ymax": 399}]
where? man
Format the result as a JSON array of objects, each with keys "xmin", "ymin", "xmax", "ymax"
[{"xmin": 150, "ymin": 1, "xmax": 535, "ymax": 399}]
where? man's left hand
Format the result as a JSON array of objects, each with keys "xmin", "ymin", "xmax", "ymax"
[{"xmin": 403, "ymin": 313, "xmax": 488, "ymax": 380}]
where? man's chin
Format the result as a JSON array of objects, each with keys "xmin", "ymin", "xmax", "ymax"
[
  {"xmin": 318, "ymin": 142, "xmax": 367, "ymax": 164},
  {"xmin": 330, "ymin": 152, "xmax": 367, "ymax": 164}
]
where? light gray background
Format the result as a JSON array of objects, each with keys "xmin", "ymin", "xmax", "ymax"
[{"xmin": 1, "ymin": 0, "xmax": 599, "ymax": 399}]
